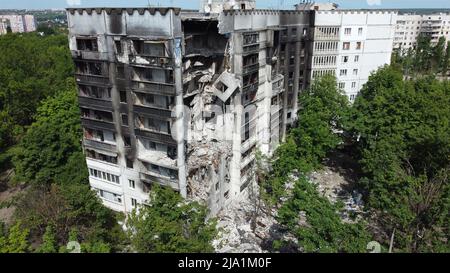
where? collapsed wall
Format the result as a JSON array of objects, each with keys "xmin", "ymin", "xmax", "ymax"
[{"xmin": 182, "ymin": 18, "xmax": 236, "ymax": 216}]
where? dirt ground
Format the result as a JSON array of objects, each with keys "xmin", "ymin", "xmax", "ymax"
[{"xmin": 0, "ymin": 169, "xmax": 22, "ymax": 224}]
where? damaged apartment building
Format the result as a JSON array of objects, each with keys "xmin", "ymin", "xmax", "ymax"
[{"xmin": 66, "ymin": 1, "xmax": 396, "ymax": 215}]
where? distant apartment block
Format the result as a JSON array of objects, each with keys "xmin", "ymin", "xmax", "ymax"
[
  {"xmin": 0, "ymin": 18, "xmax": 8, "ymax": 35},
  {"xmin": 311, "ymin": 10, "xmax": 397, "ymax": 101},
  {"xmin": 0, "ymin": 14, "xmax": 37, "ymax": 34},
  {"xmin": 66, "ymin": 2, "xmax": 396, "ymax": 214},
  {"xmin": 394, "ymin": 12, "xmax": 450, "ymax": 53}
]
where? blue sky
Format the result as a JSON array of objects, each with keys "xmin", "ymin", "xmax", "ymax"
[{"xmin": 1, "ymin": 0, "xmax": 450, "ymax": 10}]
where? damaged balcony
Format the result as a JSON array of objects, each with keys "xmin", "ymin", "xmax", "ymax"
[
  {"xmin": 78, "ymin": 85, "xmax": 113, "ymax": 111},
  {"xmin": 85, "ymin": 148, "xmax": 118, "ymax": 165},
  {"xmin": 83, "ymin": 128, "xmax": 117, "ymax": 153},
  {"xmin": 72, "ymin": 36, "xmax": 109, "ymax": 60},
  {"xmin": 130, "ymin": 66, "xmax": 176, "ymax": 96},
  {"xmin": 137, "ymin": 138, "xmax": 177, "ymax": 168},
  {"xmin": 139, "ymin": 161, "xmax": 179, "ymax": 190},
  {"xmin": 183, "ymin": 19, "xmax": 227, "ymax": 57},
  {"xmin": 129, "ymin": 39, "xmax": 174, "ymax": 68},
  {"xmin": 242, "ymin": 54, "xmax": 260, "ymax": 75},
  {"xmin": 134, "ymin": 115, "xmax": 176, "ymax": 145},
  {"xmin": 80, "ymin": 108, "xmax": 116, "ymax": 131},
  {"xmin": 140, "ymin": 173, "xmax": 179, "ymax": 191},
  {"xmin": 133, "ymin": 92, "xmax": 174, "ymax": 119},
  {"xmin": 74, "ymin": 60, "xmax": 110, "ymax": 86}
]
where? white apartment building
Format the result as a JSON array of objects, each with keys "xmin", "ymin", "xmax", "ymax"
[
  {"xmin": 311, "ymin": 10, "xmax": 397, "ymax": 101},
  {"xmin": 0, "ymin": 14, "xmax": 37, "ymax": 34},
  {"xmin": 0, "ymin": 19, "xmax": 8, "ymax": 35},
  {"xmin": 394, "ymin": 13, "xmax": 450, "ymax": 53}
]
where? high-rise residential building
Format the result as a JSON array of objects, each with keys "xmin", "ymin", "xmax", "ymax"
[
  {"xmin": 0, "ymin": 14, "xmax": 37, "ymax": 34},
  {"xmin": 0, "ymin": 18, "xmax": 9, "ymax": 35},
  {"xmin": 66, "ymin": 3, "xmax": 396, "ymax": 214},
  {"xmin": 310, "ymin": 10, "xmax": 397, "ymax": 101},
  {"xmin": 394, "ymin": 12, "xmax": 450, "ymax": 53}
]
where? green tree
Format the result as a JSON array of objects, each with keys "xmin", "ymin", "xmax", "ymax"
[
  {"xmin": 276, "ymin": 176, "xmax": 371, "ymax": 253},
  {"xmin": 0, "ymin": 221, "xmax": 30, "ymax": 253},
  {"xmin": 263, "ymin": 75, "xmax": 349, "ymax": 203},
  {"xmin": 127, "ymin": 185, "xmax": 217, "ymax": 253},
  {"xmin": 433, "ymin": 36, "xmax": 446, "ymax": 72},
  {"xmin": 347, "ymin": 66, "xmax": 450, "ymax": 252},
  {"xmin": 14, "ymin": 183, "xmax": 126, "ymax": 253},
  {"xmin": 13, "ymin": 89, "xmax": 85, "ymax": 185},
  {"xmin": 0, "ymin": 33, "xmax": 73, "ymax": 150},
  {"xmin": 36, "ymin": 225, "xmax": 57, "ymax": 253},
  {"xmin": 442, "ymin": 42, "xmax": 450, "ymax": 76}
]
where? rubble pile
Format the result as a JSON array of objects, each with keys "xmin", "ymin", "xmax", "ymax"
[
  {"xmin": 212, "ymin": 182, "xmax": 298, "ymax": 253},
  {"xmin": 186, "ymin": 141, "xmax": 231, "ymax": 203},
  {"xmin": 308, "ymin": 167, "xmax": 365, "ymax": 222}
]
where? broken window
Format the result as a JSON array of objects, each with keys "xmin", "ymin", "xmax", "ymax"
[
  {"xmin": 75, "ymin": 61, "xmax": 103, "ymax": 76},
  {"xmin": 121, "ymin": 114, "xmax": 129, "ymax": 126},
  {"xmin": 124, "ymin": 136, "xmax": 131, "ymax": 147},
  {"xmin": 134, "ymin": 67, "xmax": 173, "ymax": 84},
  {"xmin": 244, "ymin": 112, "xmax": 250, "ymax": 142},
  {"xmin": 84, "ymin": 128, "xmax": 104, "ymax": 142},
  {"xmin": 116, "ymin": 65, "xmax": 125, "ymax": 79},
  {"xmin": 243, "ymin": 33, "xmax": 259, "ymax": 45},
  {"xmin": 79, "ymin": 85, "xmax": 110, "ymax": 99},
  {"xmin": 81, "ymin": 108, "xmax": 113, "ymax": 122},
  {"xmin": 120, "ymin": 91, "xmax": 127, "ymax": 103},
  {"xmin": 115, "ymin": 40, "xmax": 122, "ymax": 54},
  {"xmin": 133, "ymin": 40, "xmax": 165, "ymax": 56},
  {"xmin": 76, "ymin": 37, "xmax": 98, "ymax": 51},
  {"xmin": 86, "ymin": 149, "xmax": 117, "ymax": 164},
  {"xmin": 126, "ymin": 158, "xmax": 133, "ymax": 168}
]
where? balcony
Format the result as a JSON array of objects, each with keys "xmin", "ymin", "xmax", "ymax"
[
  {"xmin": 78, "ymin": 96, "xmax": 113, "ymax": 112},
  {"xmin": 133, "ymin": 105, "xmax": 173, "ymax": 119},
  {"xmin": 242, "ymin": 82, "xmax": 258, "ymax": 93},
  {"xmin": 75, "ymin": 74, "xmax": 111, "ymax": 86},
  {"xmin": 242, "ymin": 63, "xmax": 260, "ymax": 75},
  {"xmin": 81, "ymin": 118, "xmax": 116, "ymax": 132},
  {"xmin": 243, "ymin": 45, "xmax": 259, "ymax": 55},
  {"xmin": 83, "ymin": 138, "xmax": 117, "ymax": 152},
  {"xmin": 135, "ymin": 128, "xmax": 177, "ymax": 145},
  {"xmin": 131, "ymin": 80, "xmax": 176, "ymax": 96},
  {"xmin": 71, "ymin": 50, "xmax": 108, "ymax": 61},
  {"xmin": 129, "ymin": 55, "xmax": 173, "ymax": 69},
  {"xmin": 139, "ymin": 172, "xmax": 179, "ymax": 191}
]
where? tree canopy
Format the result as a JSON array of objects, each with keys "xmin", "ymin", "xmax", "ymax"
[
  {"xmin": 346, "ymin": 65, "xmax": 450, "ymax": 252},
  {"xmin": 127, "ymin": 185, "xmax": 217, "ymax": 253}
]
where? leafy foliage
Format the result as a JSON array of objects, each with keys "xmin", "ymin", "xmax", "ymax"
[
  {"xmin": 346, "ymin": 66, "xmax": 450, "ymax": 252},
  {"xmin": 127, "ymin": 185, "xmax": 217, "ymax": 253},
  {"xmin": 260, "ymin": 75, "xmax": 370, "ymax": 253},
  {"xmin": 12, "ymin": 90, "xmax": 86, "ymax": 185},
  {"xmin": 263, "ymin": 75, "xmax": 349, "ymax": 203},
  {"xmin": 394, "ymin": 34, "xmax": 450, "ymax": 76},
  {"xmin": 0, "ymin": 221, "xmax": 30, "ymax": 253},
  {"xmin": 0, "ymin": 33, "xmax": 73, "ymax": 150},
  {"xmin": 277, "ymin": 176, "xmax": 371, "ymax": 253},
  {"xmin": 14, "ymin": 183, "xmax": 126, "ymax": 253}
]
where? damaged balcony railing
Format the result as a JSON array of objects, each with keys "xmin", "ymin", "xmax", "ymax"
[
  {"xmin": 83, "ymin": 138, "xmax": 117, "ymax": 152},
  {"xmin": 131, "ymin": 80, "xmax": 176, "ymax": 96},
  {"xmin": 129, "ymin": 55, "xmax": 173, "ymax": 68},
  {"xmin": 242, "ymin": 63, "xmax": 260, "ymax": 75},
  {"xmin": 75, "ymin": 74, "xmax": 111, "ymax": 86},
  {"xmin": 139, "ymin": 172, "xmax": 179, "ymax": 190}
]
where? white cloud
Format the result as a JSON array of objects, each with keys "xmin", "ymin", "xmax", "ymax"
[
  {"xmin": 367, "ymin": 0, "xmax": 382, "ymax": 6},
  {"xmin": 67, "ymin": 0, "xmax": 82, "ymax": 6}
]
